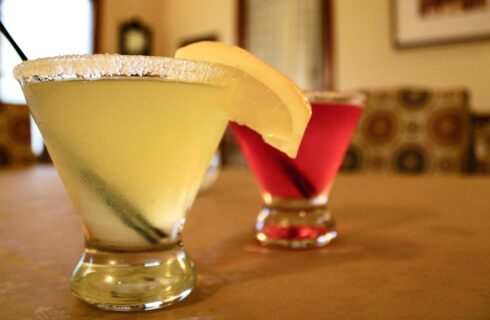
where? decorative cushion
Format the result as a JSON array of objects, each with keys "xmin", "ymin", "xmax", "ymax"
[
  {"xmin": 341, "ymin": 87, "xmax": 471, "ymax": 174},
  {"xmin": 0, "ymin": 103, "xmax": 35, "ymax": 168}
]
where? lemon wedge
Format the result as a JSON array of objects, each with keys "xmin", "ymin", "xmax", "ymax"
[{"xmin": 176, "ymin": 41, "xmax": 311, "ymax": 158}]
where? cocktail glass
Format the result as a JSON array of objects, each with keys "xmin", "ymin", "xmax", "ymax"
[
  {"xmin": 14, "ymin": 55, "xmax": 234, "ymax": 311},
  {"xmin": 231, "ymin": 91, "xmax": 364, "ymax": 249}
]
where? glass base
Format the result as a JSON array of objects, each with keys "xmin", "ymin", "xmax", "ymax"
[
  {"xmin": 255, "ymin": 197, "xmax": 337, "ymax": 249},
  {"xmin": 70, "ymin": 246, "xmax": 196, "ymax": 312}
]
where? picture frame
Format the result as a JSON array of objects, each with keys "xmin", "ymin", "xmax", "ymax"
[
  {"xmin": 393, "ymin": 0, "xmax": 490, "ymax": 48},
  {"xmin": 119, "ymin": 19, "xmax": 152, "ymax": 55}
]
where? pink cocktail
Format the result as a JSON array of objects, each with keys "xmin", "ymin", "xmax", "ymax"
[{"xmin": 231, "ymin": 91, "xmax": 364, "ymax": 248}]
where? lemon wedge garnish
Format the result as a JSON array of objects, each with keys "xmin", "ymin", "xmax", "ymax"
[{"xmin": 176, "ymin": 41, "xmax": 311, "ymax": 158}]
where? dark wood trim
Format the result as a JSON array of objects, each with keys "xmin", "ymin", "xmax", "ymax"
[
  {"xmin": 321, "ymin": 0, "xmax": 334, "ymax": 89},
  {"xmin": 236, "ymin": 0, "xmax": 246, "ymax": 47},
  {"xmin": 92, "ymin": 0, "xmax": 102, "ymax": 53}
]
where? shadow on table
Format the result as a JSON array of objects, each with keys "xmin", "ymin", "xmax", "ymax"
[{"xmin": 169, "ymin": 204, "xmax": 432, "ymax": 311}]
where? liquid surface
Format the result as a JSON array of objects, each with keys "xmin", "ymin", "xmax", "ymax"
[{"xmin": 24, "ymin": 79, "xmax": 228, "ymax": 249}]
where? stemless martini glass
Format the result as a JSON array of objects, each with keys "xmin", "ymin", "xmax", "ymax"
[
  {"xmin": 231, "ymin": 91, "xmax": 364, "ymax": 249},
  {"xmin": 14, "ymin": 55, "xmax": 235, "ymax": 311},
  {"xmin": 13, "ymin": 39, "xmax": 312, "ymax": 311}
]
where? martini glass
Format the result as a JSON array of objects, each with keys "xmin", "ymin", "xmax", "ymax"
[
  {"xmin": 231, "ymin": 91, "xmax": 364, "ymax": 249},
  {"xmin": 14, "ymin": 55, "xmax": 235, "ymax": 311}
]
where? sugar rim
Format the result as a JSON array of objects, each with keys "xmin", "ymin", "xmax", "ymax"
[
  {"xmin": 13, "ymin": 54, "xmax": 235, "ymax": 86},
  {"xmin": 305, "ymin": 90, "xmax": 366, "ymax": 108}
]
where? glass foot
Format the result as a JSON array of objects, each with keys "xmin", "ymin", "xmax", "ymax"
[
  {"xmin": 255, "ymin": 202, "xmax": 337, "ymax": 249},
  {"xmin": 70, "ymin": 246, "xmax": 196, "ymax": 312}
]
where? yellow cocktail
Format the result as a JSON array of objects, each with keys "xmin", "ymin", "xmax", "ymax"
[{"xmin": 14, "ymin": 43, "xmax": 311, "ymax": 311}]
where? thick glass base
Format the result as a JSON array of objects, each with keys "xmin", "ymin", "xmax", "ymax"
[
  {"xmin": 255, "ymin": 196, "xmax": 337, "ymax": 249},
  {"xmin": 70, "ymin": 246, "xmax": 196, "ymax": 312}
]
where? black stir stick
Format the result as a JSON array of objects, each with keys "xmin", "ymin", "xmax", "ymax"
[{"xmin": 0, "ymin": 21, "xmax": 28, "ymax": 61}]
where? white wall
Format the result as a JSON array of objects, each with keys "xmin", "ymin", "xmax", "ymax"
[
  {"xmin": 99, "ymin": 0, "xmax": 165, "ymax": 54},
  {"xmin": 99, "ymin": 0, "xmax": 489, "ymax": 112},
  {"xmin": 159, "ymin": 0, "xmax": 237, "ymax": 56},
  {"xmin": 334, "ymin": 0, "xmax": 490, "ymax": 113},
  {"xmin": 99, "ymin": 0, "xmax": 237, "ymax": 56}
]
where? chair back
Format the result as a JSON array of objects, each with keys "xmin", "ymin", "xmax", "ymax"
[
  {"xmin": 0, "ymin": 103, "xmax": 35, "ymax": 168},
  {"xmin": 341, "ymin": 87, "xmax": 471, "ymax": 174}
]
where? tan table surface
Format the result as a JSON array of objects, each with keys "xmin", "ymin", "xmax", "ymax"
[{"xmin": 0, "ymin": 165, "xmax": 489, "ymax": 319}]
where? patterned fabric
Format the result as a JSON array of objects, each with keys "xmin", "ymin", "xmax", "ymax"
[
  {"xmin": 341, "ymin": 88, "xmax": 471, "ymax": 174},
  {"xmin": 0, "ymin": 103, "xmax": 35, "ymax": 168}
]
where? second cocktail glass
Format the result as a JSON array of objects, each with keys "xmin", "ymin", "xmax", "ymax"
[{"xmin": 232, "ymin": 91, "xmax": 364, "ymax": 249}]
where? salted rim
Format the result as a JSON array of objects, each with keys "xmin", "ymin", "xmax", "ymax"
[
  {"xmin": 305, "ymin": 90, "xmax": 366, "ymax": 108},
  {"xmin": 13, "ymin": 54, "xmax": 236, "ymax": 86}
]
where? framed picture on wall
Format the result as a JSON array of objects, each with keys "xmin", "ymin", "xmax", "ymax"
[
  {"xmin": 119, "ymin": 19, "xmax": 152, "ymax": 55},
  {"xmin": 393, "ymin": 0, "xmax": 490, "ymax": 48}
]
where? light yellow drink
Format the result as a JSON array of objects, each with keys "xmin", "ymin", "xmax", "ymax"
[
  {"xmin": 24, "ymin": 79, "xmax": 228, "ymax": 250},
  {"xmin": 21, "ymin": 75, "xmax": 231, "ymax": 310},
  {"xmin": 14, "ymin": 46, "xmax": 312, "ymax": 311},
  {"xmin": 16, "ymin": 55, "xmax": 242, "ymax": 310}
]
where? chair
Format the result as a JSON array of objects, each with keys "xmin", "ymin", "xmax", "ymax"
[
  {"xmin": 0, "ymin": 103, "xmax": 36, "ymax": 168},
  {"xmin": 472, "ymin": 114, "xmax": 490, "ymax": 174},
  {"xmin": 341, "ymin": 87, "xmax": 471, "ymax": 174}
]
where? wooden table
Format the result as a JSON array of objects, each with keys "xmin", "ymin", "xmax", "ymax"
[{"xmin": 1, "ymin": 166, "xmax": 489, "ymax": 319}]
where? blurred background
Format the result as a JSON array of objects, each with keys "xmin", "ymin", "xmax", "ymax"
[{"xmin": 1, "ymin": 0, "xmax": 489, "ymax": 175}]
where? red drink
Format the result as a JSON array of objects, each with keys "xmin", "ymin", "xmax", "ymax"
[{"xmin": 231, "ymin": 91, "xmax": 364, "ymax": 248}]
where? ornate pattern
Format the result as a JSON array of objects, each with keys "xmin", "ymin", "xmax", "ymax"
[
  {"xmin": 398, "ymin": 89, "xmax": 432, "ymax": 110},
  {"xmin": 362, "ymin": 109, "xmax": 398, "ymax": 145},
  {"xmin": 393, "ymin": 145, "xmax": 428, "ymax": 173},
  {"xmin": 340, "ymin": 146, "xmax": 363, "ymax": 172},
  {"xmin": 428, "ymin": 108, "xmax": 466, "ymax": 145},
  {"xmin": 342, "ymin": 88, "xmax": 470, "ymax": 174},
  {"xmin": 0, "ymin": 104, "xmax": 35, "ymax": 168}
]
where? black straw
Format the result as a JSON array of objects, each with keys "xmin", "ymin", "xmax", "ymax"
[
  {"xmin": 0, "ymin": 20, "xmax": 28, "ymax": 61},
  {"xmin": 278, "ymin": 158, "xmax": 316, "ymax": 198},
  {"xmin": 80, "ymin": 170, "xmax": 167, "ymax": 244}
]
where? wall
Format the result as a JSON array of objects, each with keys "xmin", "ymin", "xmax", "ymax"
[
  {"xmin": 98, "ymin": 0, "xmax": 237, "ymax": 56},
  {"xmin": 333, "ymin": 0, "xmax": 490, "ymax": 113},
  {"xmin": 98, "ymin": 0, "xmax": 165, "ymax": 54},
  {"xmin": 159, "ymin": 0, "xmax": 237, "ymax": 56},
  {"xmin": 98, "ymin": 0, "xmax": 489, "ymax": 112}
]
